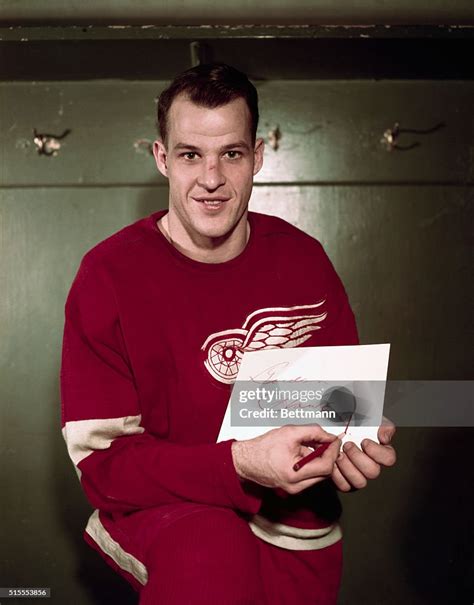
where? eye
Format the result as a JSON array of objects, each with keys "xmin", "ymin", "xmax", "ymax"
[
  {"xmin": 224, "ymin": 150, "xmax": 242, "ymax": 160},
  {"xmin": 180, "ymin": 152, "xmax": 198, "ymax": 160}
]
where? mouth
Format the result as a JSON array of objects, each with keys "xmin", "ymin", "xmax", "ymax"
[{"xmin": 192, "ymin": 198, "xmax": 230, "ymax": 211}]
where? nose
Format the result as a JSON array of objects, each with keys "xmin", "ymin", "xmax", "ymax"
[{"xmin": 197, "ymin": 158, "xmax": 226, "ymax": 191}]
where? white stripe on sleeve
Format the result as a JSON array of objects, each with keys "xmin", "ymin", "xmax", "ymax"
[{"xmin": 62, "ymin": 415, "xmax": 145, "ymax": 466}]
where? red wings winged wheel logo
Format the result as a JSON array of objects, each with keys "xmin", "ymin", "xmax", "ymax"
[{"xmin": 200, "ymin": 301, "xmax": 328, "ymax": 384}]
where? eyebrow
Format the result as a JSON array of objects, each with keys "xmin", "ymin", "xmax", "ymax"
[{"xmin": 172, "ymin": 141, "xmax": 251, "ymax": 153}]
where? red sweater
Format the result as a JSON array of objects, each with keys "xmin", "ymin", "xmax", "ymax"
[{"xmin": 60, "ymin": 210, "xmax": 358, "ymax": 536}]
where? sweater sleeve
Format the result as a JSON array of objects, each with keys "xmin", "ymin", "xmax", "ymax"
[{"xmin": 60, "ymin": 254, "xmax": 263, "ymax": 516}]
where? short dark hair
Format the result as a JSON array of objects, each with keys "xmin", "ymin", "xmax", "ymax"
[{"xmin": 157, "ymin": 63, "xmax": 259, "ymax": 147}]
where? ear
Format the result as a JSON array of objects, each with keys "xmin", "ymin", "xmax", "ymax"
[
  {"xmin": 253, "ymin": 137, "xmax": 265, "ymax": 176},
  {"xmin": 153, "ymin": 139, "xmax": 168, "ymax": 178}
]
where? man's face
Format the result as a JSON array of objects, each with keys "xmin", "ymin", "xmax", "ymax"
[{"xmin": 153, "ymin": 94, "xmax": 264, "ymax": 242}]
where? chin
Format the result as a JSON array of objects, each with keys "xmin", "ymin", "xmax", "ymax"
[
  {"xmin": 197, "ymin": 225, "xmax": 232, "ymax": 240},
  {"xmin": 194, "ymin": 217, "xmax": 237, "ymax": 240}
]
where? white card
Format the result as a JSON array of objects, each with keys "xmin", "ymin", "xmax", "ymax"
[{"xmin": 217, "ymin": 344, "xmax": 390, "ymax": 447}]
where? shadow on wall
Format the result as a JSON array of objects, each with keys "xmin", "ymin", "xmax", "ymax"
[{"xmin": 400, "ymin": 427, "xmax": 474, "ymax": 604}]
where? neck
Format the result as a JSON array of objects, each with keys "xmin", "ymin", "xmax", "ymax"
[{"xmin": 157, "ymin": 211, "xmax": 250, "ymax": 264}]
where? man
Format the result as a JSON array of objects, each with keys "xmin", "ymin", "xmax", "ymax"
[{"xmin": 61, "ymin": 63, "xmax": 396, "ymax": 604}]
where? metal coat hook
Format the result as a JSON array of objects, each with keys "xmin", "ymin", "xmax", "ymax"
[
  {"xmin": 134, "ymin": 138, "xmax": 154, "ymax": 156},
  {"xmin": 33, "ymin": 128, "xmax": 71, "ymax": 156},
  {"xmin": 190, "ymin": 41, "xmax": 213, "ymax": 67},
  {"xmin": 381, "ymin": 121, "xmax": 446, "ymax": 151},
  {"xmin": 268, "ymin": 126, "xmax": 282, "ymax": 151}
]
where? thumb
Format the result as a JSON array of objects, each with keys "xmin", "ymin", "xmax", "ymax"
[{"xmin": 378, "ymin": 416, "xmax": 396, "ymax": 445}]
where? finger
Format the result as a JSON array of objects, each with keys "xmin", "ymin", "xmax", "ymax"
[
  {"xmin": 290, "ymin": 424, "xmax": 338, "ymax": 446},
  {"xmin": 296, "ymin": 445, "xmax": 316, "ymax": 459},
  {"xmin": 302, "ymin": 431, "xmax": 345, "ymax": 449},
  {"xmin": 378, "ymin": 417, "xmax": 396, "ymax": 445},
  {"xmin": 331, "ymin": 464, "xmax": 352, "ymax": 492},
  {"xmin": 334, "ymin": 451, "xmax": 368, "ymax": 489},
  {"xmin": 322, "ymin": 437, "xmax": 343, "ymax": 463},
  {"xmin": 293, "ymin": 438, "xmax": 341, "ymax": 481},
  {"xmin": 341, "ymin": 442, "xmax": 381, "ymax": 480},
  {"xmin": 361, "ymin": 440, "xmax": 397, "ymax": 467}
]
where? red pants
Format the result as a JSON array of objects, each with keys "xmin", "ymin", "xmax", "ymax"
[{"xmin": 84, "ymin": 503, "xmax": 343, "ymax": 605}]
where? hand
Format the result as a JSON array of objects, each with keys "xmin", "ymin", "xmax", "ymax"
[
  {"xmin": 231, "ymin": 424, "xmax": 341, "ymax": 495},
  {"xmin": 331, "ymin": 416, "xmax": 397, "ymax": 492}
]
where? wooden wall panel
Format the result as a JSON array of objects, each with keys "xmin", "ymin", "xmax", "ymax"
[{"xmin": 2, "ymin": 80, "xmax": 473, "ymax": 186}]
